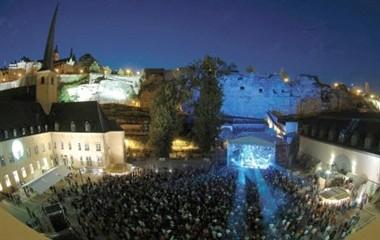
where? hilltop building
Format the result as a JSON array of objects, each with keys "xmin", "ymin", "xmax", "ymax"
[{"xmin": 0, "ymin": 4, "xmax": 124, "ymax": 194}]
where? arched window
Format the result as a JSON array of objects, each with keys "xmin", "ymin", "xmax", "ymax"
[
  {"xmin": 54, "ymin": 122, "xmax": 59, "ymax": 131},
  {"xmin": 37, "ymin": 125, "xmax": 42, "ymax": 132},
  {"xmin": 70, "ymin": 121, "xmax": 76, "ymax": 132},
  {"xmin": 22, "ymin": 128, "xmax": 26, "ymax": 135},
  {"xmin": 30, "ymin": 126, "xmax": 34, "ymax": 134},
  {"xmin": 13, "ymin": 129, "xmax": 17, "ymax": 137},
  {"xmin": 4, "ymin": 130, "xmax": 8, "ymax": 139},
  {"xmin": 41, "ymin": 77, "xmax": 45, "ymax": 84},
  {"xmin": 85, "ymin": 121, "xmax": 91, "ymax": 132},
  {"xmin": 44, "ymin": 124, "xmax": 48, "ymax": 131}
]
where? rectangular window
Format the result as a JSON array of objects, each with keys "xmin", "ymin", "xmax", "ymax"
[
  {"xmin": 42, "ymin": 144, "xmax": 46, "ymax": 152},
  {"xmin": 85, "ymin": 144, "xmax": 89, "ymax": 151},
  {"xmin": 78, "ymin": 143, "xmax": 81, "ymax": 151},
  {"xmin": 54, "ymin": 142, "xmax": 57, "ymax": 149},
  {"xmin": 0, "ymin": 182, "xmax": 2, "ymax": 191},
  {"xmin": 48, "ymin": 142, "xmax": 51, "ymax": 150},
  {"xmin": 96, "ymin": 143, "xmax": 101, "ymax": 151},
  {"xmin": 0, "ymin": 155, "xmax": 5, "ymax": 166},
  {"xmin": 80, "ymin": 156, "xmax": 84, "ymax": 166},
  {"xmin": 21, "ymin": 167, "xmax": 27, "ymax": 178},
  {"xmin": 29, "ymin": 163, "xmax": 34, "ymax": 174},
  {"xmin": 86, "ymin": 157, "xmax": 92, "ymax": 167},
  {"xmin": 34, "ymin": 145, "xmax": 39, "ymax": 154},
  {"xmin": 36, "ymin": 160, "xmax": 41, "ymax": 169},
  {"xmin": 68, "ymin": 143, "xmax": 72, "ymax": 150},
  {"xmin": 12, "ymin": 170, "xmax": 20, "ymax": 184},
  {"xmin": 61, "ymin": 142, "xmax": 64, "ymax": 150},
  {"xmin": 4, "ymin": 174, "xmax": 11, "ymax": 187},
  {"xmin": 97, "ymin": 157, "xmax": 103, "ymax": 167}
]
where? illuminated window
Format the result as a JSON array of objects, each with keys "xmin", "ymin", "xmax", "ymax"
[
  {"xmin": 54, "ymin": 122, "xmax": 59, "ymax": 131},
  {"xmin": 42, "ymin": 158, "xmax": 48, "ymax": 170},
  {"xmin": 78, "ymin": 143, "xmax": 81, "ymax": 151},
  {"xmin": 85, "ymin": 121, "xmax": 91, "ymax": 132},
  {"xmin": 70, "ymin": 121, "xmax": 76, "ymax": 132},
  {"xmin": 22, "ymin": 128, "xmax": 26, "ymax": 135},
  {"xmin": 96, "ymin": 143, "xmax": 101, "ymax": 151},
  {"xmin": 85, "ymin": 144, "xmax": 89, "ymax": 151},
  {"xmin": 0, "ymin": 182, "xmax": 2, "ymax": 191},
  {"xmin": 12, "ymin": 170, "xmax": 20, "ymax": 183},
  {"xmin": 0, "ymin": 155, "xmax": 5, "ymax": 166},
  {"xmin": 44, "ymin": 124, "xmax": 48, "ymax": 131},
  {"xmin": 30, "ymin": 126, "xmax": 34, "ymax": 134},
  {"xmin": 29, "ymin": 163, "xmax": 34, "ymax": 174},
  {"xmin": 13, "ymin": 129, "xmax": 17, "ymax": 137},
  {"xmin": 37, "ymin": 125, "xmax": 41, "ymax": 132},
  {"xmin": 4, "ymin": 174, "xmax": 11, "ymax": 187},
  {"xmin": 21, "ymin": 167, "xmax": 27, "ymax": 178},
  {"xmin": 4, "ymin": 130, "xmax": 8, "ymax": 139}
]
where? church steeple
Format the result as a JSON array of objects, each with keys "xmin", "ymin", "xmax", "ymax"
[{"xmin": 41, "ymin": 3, "xmax": 59, "ymax": 71}]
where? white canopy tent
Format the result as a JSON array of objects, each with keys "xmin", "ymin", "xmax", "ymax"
[{"xmin": 22, "ymin": 165, "xmax": 70, "ymax": 194}]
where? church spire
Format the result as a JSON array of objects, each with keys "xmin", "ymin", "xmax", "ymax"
[{"xmin": 41, "ymin": 3, "xmax": 59, "ymax": 71}]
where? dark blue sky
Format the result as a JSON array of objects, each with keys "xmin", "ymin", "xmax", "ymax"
[{"xmin": 1, "ymin": 0, "xmax": 379, "ymax": 92}]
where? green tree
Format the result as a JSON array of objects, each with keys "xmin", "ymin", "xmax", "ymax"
[
  {"xmin": 193, "ymin": 55, "xmax": 224, "ymax": 153},
  {"xmin": 148, "ymin": 80, "xmax": 179, "ymax": 157},
  {"xmin": 89, "ymin": 61, "xmax": 101, "ymax": 73}
]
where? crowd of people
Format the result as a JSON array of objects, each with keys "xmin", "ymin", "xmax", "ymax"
[
  {"xmin": 263, "ymin": 167, "xmax": 359, "ymax": 240},
  {"xmin": 41, "ymin": 163, "xmax": 362, "ymax": 240}
]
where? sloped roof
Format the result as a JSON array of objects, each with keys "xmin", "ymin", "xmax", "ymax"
[
  {"xmin": 0, "ymin": 101, "xmax": 47, "ymax": 130},
  {"xmin": 49, "ymin": 101, "xmax": 122, "ymax": 132}
]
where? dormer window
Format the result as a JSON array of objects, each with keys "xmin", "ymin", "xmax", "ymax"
[
  {"xmin": 4, "ymin": 130, "xmax": 8, "ymax": 139},
  {"xmin": 30, "ymin": 126, "xmax": 34, "ymax": 134},
  {"xmin": 85, "ymin": 121, "xmax": 91, "ymax": 132},
  {"xmin": 22, "ymin": 128, "xmax": 26, "ymax": 135},
  {"xmin": 54, "ymin": 122, "xmax": 59, "ymax": 131},
  {"xmin": 44, "ymin": 124, "xmax": 48, "ymax": 131},
  {"xmin": 13, "ymin": 129, "xmax": 17, "ymax": 137},
  {"xmin": 70, "ymin": 121, "xmax": 76, "ymax": 132},
  {"xmin": 37, "ymin": 125, "xmax": 42, "ymax": 132}
]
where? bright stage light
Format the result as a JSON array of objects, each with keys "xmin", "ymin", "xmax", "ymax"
[{"xmin": 229, "ymin": 144, "xmax": 274, "ymax": 169}]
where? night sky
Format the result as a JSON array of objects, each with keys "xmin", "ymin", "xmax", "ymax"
[{"xmin": 1, "ymin": 0, "xmax": 379, "ymax": 92}]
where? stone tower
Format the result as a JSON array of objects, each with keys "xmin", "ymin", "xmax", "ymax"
[{"xmin": 36, "ymin": 4, "xmax": 59, "ymax": 114}]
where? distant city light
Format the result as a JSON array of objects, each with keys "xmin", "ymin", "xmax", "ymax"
[
  {"xmin": 136, "ymin": 71, "xmax": 141, "ymax": 75},
  {"xmin": 333, "ymin": 82, "xmax": 339, "ymax": 87},
  {"xmin": 370, "ymin": 94, "xmax": 375, "ymax": 99},
  {"xmin": 126, "ymin": 69, "xmax": 131, "ymax": 75},
  {"xmin": 283, "ymin": 77, "xmax": 289, "ymax": 83},
  {"xmin": 79, "ymin": 69, "xmax": 84, "ymax": 73},
  {"xmin": 55, "ymin": 68, "xmax": 59, "ymax": 73},
  {"xmin": 17, "ymin": 73, "xmax": 22, "ymax": 77},
  {"xmin": 356, "ymin": 89, "xmax": 362, "ymax": 95}
]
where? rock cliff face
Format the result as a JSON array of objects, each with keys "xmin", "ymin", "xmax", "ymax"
[{"xmin": 220, "ymin": 73, "xmax": 362, "ymax": 118}]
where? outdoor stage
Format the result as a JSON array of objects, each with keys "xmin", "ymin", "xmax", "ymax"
[{"xmin": 227, "ymin": 135, "xmax": 276, "ymax": 169}]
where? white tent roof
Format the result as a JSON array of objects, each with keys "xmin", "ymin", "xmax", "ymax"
[
  {"xmin": 22, "ymin": 165, "xmax": 70, "ymax": 194},
  {"xmin": 228, "ymin": 135, "xmax": 275, "ymax": 147}
]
